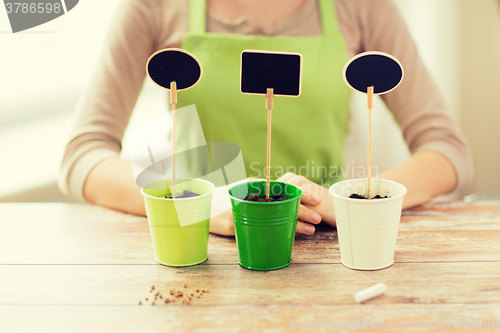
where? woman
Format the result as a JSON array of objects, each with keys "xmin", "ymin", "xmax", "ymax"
[{"xmin": 59, "ymin": 0, "xmax": 473, "ymax": 236}]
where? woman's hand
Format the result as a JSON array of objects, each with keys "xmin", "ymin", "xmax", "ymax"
[
  {"xmin": 209, "ymin": 185, "xmax": 236, "ymax": 236},
  {"xmin": 277, "ymin": 173, "xmax": 336, "ymax": 235},
  {"xmin": 208, "ymin": 175, "xmax": 332, "ymax": 236},
  {"xmin": 208, "ymin": 178, "xmax": 261, "ymax": 236}
]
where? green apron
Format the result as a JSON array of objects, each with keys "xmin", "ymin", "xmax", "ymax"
[{"xmin": 179, "ymin": 0, "xmax": 351, "ymax": 187}]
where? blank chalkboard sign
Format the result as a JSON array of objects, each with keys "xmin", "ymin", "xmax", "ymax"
[
  {"xmin": 147, "ymin": 48, "xmax": 203, "ymax": 91},
  {"xmin": 342, "ymin": 51, "xmax": 404, "ymax": 199},
  {"xmin": 145, "ymin": 48, "xmax": 203, "ymax": 199},
  {"xmin": 240, "ymin": 50, "xmax": 302, "ymax": 97},
  {"xmin": 343, "ymin": 51, "xmax": 403, "ymax": 95}
]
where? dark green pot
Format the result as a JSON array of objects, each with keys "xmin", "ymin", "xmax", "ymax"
[{"xmin": 228, "ymin": 181, "xmax": 303, "ymax": 270}]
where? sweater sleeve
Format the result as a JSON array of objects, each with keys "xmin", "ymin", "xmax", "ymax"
[
  {"xmin": 58, "ymin": 0, "xmax": 160, "ymax": 201},
  {"xmin": 352, "ymin": 0, "xmax": 473, "ymax": 191}
]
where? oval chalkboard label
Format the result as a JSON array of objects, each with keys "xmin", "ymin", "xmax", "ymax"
[
  {"xmin": 343, "ymin": 51, "xmax": 403, "ymax": 95},
  {"xmin": 146, "ymin": 48, "xmax": 203, "ymax": 91}
]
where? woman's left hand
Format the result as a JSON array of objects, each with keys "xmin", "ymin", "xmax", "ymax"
[{"xmin": 277, "ymin": 173, "xmax": 336, "ymax": 234}]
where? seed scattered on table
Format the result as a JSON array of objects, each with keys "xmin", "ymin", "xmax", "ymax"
[{"xmin": 140, "ymin": 285, "xmax": 208, "ymax": 305}]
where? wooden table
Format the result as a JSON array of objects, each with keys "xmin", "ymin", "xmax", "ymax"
[{"xmin": 1, "ymin": 202, "xmax": 500, "ymax": 332}]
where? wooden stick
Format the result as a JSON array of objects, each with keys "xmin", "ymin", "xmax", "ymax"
[
  {"xmin": 266, "ymin": 88, "xmax": 274, "ymax": 199},
  {"xmin": 367, "ymin": 86, "xmax": 374, "ymax": 199},
  {"xmin": 170, "ymin": 81, "xmax": 178, "ymax": 199}
]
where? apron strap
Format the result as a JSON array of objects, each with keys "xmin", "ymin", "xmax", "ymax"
[
  {"xmin": 189, "ymin": 0, "xmax": 206, "ymax": 34},
  {"xmin": 318, "ymin": 0, "xmax": 340, "ymax": 36},
  {"xmin": 189, "ymin": 0, "xmax": 340, "ymax": 36}
]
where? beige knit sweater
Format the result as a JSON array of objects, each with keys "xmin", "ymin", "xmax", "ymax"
[{"xmin": 59, "ymin": 0, "xmax": 473, "ymax": 201}]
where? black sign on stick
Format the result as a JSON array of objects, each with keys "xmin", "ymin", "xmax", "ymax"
[
  {"xmin": 240, "ymin": 50, "xmax": 303, "ymax": 199},
  {"xmin": 343, "ymin": 51, "xmax": 403, "ymax": 95},
  {"xmin": 240, "ymin": 50, "xmax": 302, "ymax": 97},
  {"xmin": 147, "ymin": 48, "xmax": 203, "ymax": 91},
  {"xmin": 146, "ymin": 48, "xmax": 203, "ymax": 199},
  {"xmin": 343, "ymin": 51, "xmax": 404, "ymax": 199}
]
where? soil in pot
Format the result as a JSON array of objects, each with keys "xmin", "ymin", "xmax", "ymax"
[
  {"xmin": 165, "ymin": 190, "xmax": 200, "ymax": 199},
  {"xmin": 243, "ymin": 194, "xmax": 289, "ymax": 202},
  {"xmin": 349, "ymin": 193, "xmax": 390, "ymax": 199}
]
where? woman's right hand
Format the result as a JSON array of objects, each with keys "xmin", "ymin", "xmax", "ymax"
[
  {"xmin": 208, "ymin": 178, "xmax": 260, "ymax": 236},
  {"xmin": 209, "ymin": 185, "xmax": 236, "ymax": 236}
]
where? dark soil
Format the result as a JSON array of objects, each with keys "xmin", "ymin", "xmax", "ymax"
[
  {"xmin": 349, "ymin": 193, "xmax": 389, "ymax": 199},
  {"xmin": 165, "ymin": 190, "xmax": 200, "ymax": 199},
  {"xmin": 243, "ymin": 194, "xmax": 289, "ymax": 202}
]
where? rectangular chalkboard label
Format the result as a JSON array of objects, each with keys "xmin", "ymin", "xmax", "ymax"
[{"xmin": 240, "ymin": 50, "xmax": 302, "ymax": 97}]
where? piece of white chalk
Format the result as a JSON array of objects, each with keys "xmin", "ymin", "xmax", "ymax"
[{"xmin": 354, "ymin": 283, "xmax": 387, "ymax": 303}]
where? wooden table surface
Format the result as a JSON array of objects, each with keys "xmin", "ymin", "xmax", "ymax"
[{"xmin": 1, "ymin": 201, "xmax": 500, "ymax": 332}]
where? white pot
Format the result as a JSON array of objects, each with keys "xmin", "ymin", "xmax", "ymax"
[{"xmin": 329, "ymin": 178, "xmax": 407, "ymax": 270}]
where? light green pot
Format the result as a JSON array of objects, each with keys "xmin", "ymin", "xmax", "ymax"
[{"xmin": 141, "ymin": 178, "xmax": 215, "ymax": 266}]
